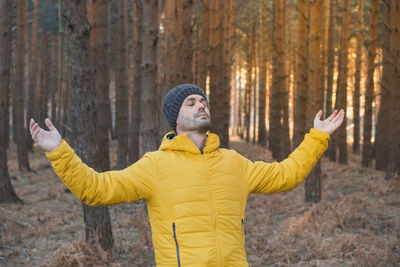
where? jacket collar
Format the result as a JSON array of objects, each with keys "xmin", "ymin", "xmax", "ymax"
[{"xmin": 159, "ymin": 131, "xmax": 220, "ymax": 154}]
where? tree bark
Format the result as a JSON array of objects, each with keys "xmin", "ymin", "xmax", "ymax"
[
  {"xmin": 94, "ymin": 0, "xmax": 111, "ymax": 170},
  {"xmin": 39, "ymin": 33, "xmax": 50, "ymax": 124},
  {"xmin": 238, "ymin": 59, "xmax": 243, "ymax": 138},
  {"xmin": 0, "ymin": 0, "xmax": 22, "ymax": 203},
  {"xmin": 326, "ymin": 0, "xmax": 337, "ymax": 161},
  {"xmin": 160, "ymin": 0, "xmax": 179, "ymax": 135},
  {"xmin": 279, "ymin": 0, "xmax": 290, "ymax": 158},
  {"xmin": 352, "ymin": 0, "xmax": 364, "ymax": 155},
  {"xmin": 129, "ymin": 0, "xmax": 142, "ymax": 162},
  {"xmin": 305, "ymin": 0, "xmax": 323, "ymax": 203},
  {"xmin": 245, "ymin": 36, "xmax": 252, "ymax": 142},
  {"xmin": 26, "ymin": 0, "xmax": 40, "ymax": 151},
  {"xmin": 64, "ymin": 0, "xmax": 113, "ymax": 250},
  {"xmin": 209, "ymin": 0, "xmax": 230, "ymax": 148},
  {"xmin": 258, "ymin": 0, "xmax": 268, "ymax": 147},
  {"xmin": 334, "ymin": 0, "xmax": 351, "ymax": 165},
  {"xmin": 198, "ymin": 0, "xmax": 210, "ymax": 91},
  {"xmin": 14, "ymin": 0, "xmax": 31, "ymax": 172},
  {"xmin": 375, "ymin": 1, "xmax": 390, "ymax": 170},
  {"xmin": 293, "ymin": 0, "xmax": 308, "ymax": 148},
  {"xmin": 115, "ymin": 0, "xmax": 129, "ymax": 169},
  {"xmin": 385, "ymin": 0, "xmax": 400, "ymax": 179},
  {"xmin": 51, "ymin": 35, "xmax": 58, "ymax": 122},
  {"xmin": 178, "ymin": 0, "xmax": 193, "ymax": 83},
  {"xmin": 252, "ymin": 21, "xmax": 257, "ymax": 144},
  {"xmin": 269, "ymin": 0, "xmax": 286, "ymax": 161},
  {"xmin": 361, "ymin": 0, "xmax": 378, "ymax": 168},
  {"xmin": 140, "ymin": 0, "xmax": 159, "ymax": 154}
]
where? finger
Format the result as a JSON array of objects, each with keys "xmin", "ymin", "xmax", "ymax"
[
  {"xmin": 31, "ymin": 123, "xmax": 39, "ymax": 136},
  {"xmin": 32, "ymin": 128, "xmax": 41, "ymax": 142},
  {"xmin": 29, "ymin": 119, "xmax": 35, "ymax": 134},
  {"xmin": 314, "ymin": 110, "xmax": 323, "ymax": 121},
  {"xmin": 326, "ymin": 110, "xmax": 337, "ymax": 122},
  {"xmin": 45, "ymin": 118, "xmax": 56, "ymax": 131},
  {"xmin": 332, "ymin": 110, "xmax": 344, "ymax": 124}
]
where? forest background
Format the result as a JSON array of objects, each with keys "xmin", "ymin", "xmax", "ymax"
[{"xmin": 0, "ymin": 0, "xmax": 399, "ymax": 266}]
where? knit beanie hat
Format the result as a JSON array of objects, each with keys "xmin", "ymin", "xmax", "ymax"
[{"xmin": 162, "ymin": 84, "xmax": 208, "ymax": 132}]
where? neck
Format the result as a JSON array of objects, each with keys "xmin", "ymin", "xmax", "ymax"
[{"xmin": 177, "ymin": 130, "xmax": 207, "ymax": 150}]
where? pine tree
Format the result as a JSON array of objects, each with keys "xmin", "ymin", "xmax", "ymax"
[
  {"xmin": 362, "ymin": 0, "xmax": 378, "ymax": 167},
  {"xmin": 353, "ymin": 0, "xmax": 364, "ymax": 155},
  {"xmin": 0, "ymin": 0, "xmax": 22, "ymax": 203},
  {"xmin": 334, "ymin": 0, "xmax": 352, "ymax": 165},
  {"xmin": 115, "ymin": 0, "xmax": 129, "ymax": 168},
  {"xmin": 64, "ymin": 0, "xmax": 113, "ymax": 250},
  {"xmin": 140, "ymin": 0, "xmax": 159, "ymax": 153},
  {"xmin": 14, "ymin": 0, "xmax": 31, "ymax": 171}
]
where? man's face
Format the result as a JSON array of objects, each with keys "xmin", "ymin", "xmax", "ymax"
[{"xmin": 176, "ymin": 94, "xmax": 211, "ymax": 134}]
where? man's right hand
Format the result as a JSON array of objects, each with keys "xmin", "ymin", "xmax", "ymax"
[{"xmin": 29, "ymin": 118, "xmax": 62, "ymax": 152}]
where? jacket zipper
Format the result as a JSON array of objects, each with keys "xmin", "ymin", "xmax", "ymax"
[
  {"xmin": 241, "ymin": 218, "xmax": 245, "ymax": 243},
  {"xmin": 172, "ymin": 222, "xmax": 181, "ymax": 267},
  {"xmin": 202, "ymin": 154, "xmax": 222, "ymax": 267}
]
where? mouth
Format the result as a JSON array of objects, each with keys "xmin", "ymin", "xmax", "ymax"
[{"xmin": 196, "ymin": 112, "xmax": 209, "ymax": 119}]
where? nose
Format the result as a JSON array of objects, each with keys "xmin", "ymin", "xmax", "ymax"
[{"xmin": 198, "ymin": 101, "xmax": 206, "ymax": 110}]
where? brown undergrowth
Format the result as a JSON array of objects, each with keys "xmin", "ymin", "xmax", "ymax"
[{"xmin": 1, "ymin": 139, "xmax": 399, "ymax": 266}]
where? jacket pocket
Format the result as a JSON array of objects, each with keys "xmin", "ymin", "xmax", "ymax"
[{"xmin": 172, "ymin": 222, "xmax": 181, "ymax": 267}]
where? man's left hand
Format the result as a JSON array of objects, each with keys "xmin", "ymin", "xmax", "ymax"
[{"xmin": 313, "ymin": 109, "xmax": 345, "ymax": 135}]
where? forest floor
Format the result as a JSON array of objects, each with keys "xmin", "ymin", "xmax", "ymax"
[{"xmin": 1, "ymin": 137, "xmax": 399, "ymax": 267}]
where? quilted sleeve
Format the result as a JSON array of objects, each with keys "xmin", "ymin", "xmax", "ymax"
[
  {"xmin": 243, "ymin": 129, "xmax": 330, "ymax": 194},
  {"xmin": 46, "ymin": 140, "xmax": 156, "ymax": 206}
]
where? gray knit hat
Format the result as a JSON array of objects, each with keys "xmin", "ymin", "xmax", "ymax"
[{"xmin": 162, "ymin": 84, "xmax": 208, "ymax": 132}]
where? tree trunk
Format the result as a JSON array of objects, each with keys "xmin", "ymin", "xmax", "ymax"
[
  {"xmin": 385, "ymin": 0, "xmax": 400, "ymax": 179},
  {"xmin": 51, "ymin": 35, "xmax": 58, "ymax": 122},
  {"xmin": 64, "ymin": 0, "xmax": 113, "ymax": 250},
  {"xmin": 129, "ymin": 0, "xmax": 142, "ymax": 162},
  {"xmin": 305, "ymin": 0, "xmax": 323, "ymax": 203},
  {"xmin": 293, "ymin": 0, "xmax": 308, "ymax": 148},
  {"xmin": 56, "ymin": 0, "xmax": 65, "ymax": 128},
  {"xmin": 178, "ymin": 0, "xmax": 193, "ymax": 83},
  {"xmin": 14, "ymin": 0, "xmax": 31, "ymax": 172},
  {"xmin": 26, "ymin": 0, "xmax": 40, "ymax": 152},
  {"xmin": 279, "ymin": 0, "xmax": 290, "ymax": 158},
  {"xmin": 209, "ymin": 0, "xmax": 230, "ymax": 148},
  {"xmin": 161, "ymin": 0, "xmax": 179, "ymax": 135},
  {"xmin": 334, "ymin": 0, "xmax": 351, "ymax": 165},
  {"xmin": 252, "ymin": 21, "xmax": 257, "ymax": 144},
  {"xmin": 258, "ymin": 0, "xmax": 268, "ymax": 147},
  {"xmin": 140, "ymin": 0, "xmax": 159, "ymax": 154},
  {"xmin": 94, "ymin": 0, "xmax": 111, "ymax": 170},
  {"xmin": 353, "ymin": 0, "xmax": 364, "ymax": 155},
  {"xmin": 224, "ymin": 0, "xmax": 234, "ymax": 141},
  {"xmin": 116, "ymin": 0, "xmax": 129, "ymax": 169},
  {"xmin": 0, "ymin": 0, "xmax": 22, "ymax": 203},
  {"xmin": 269, "ymin": 0, "xmax": 286, "ymax": 161},
  {"xmin": 245, "ymin": 36, "xmax": 252, "ymax": 142},
  {"xmin": 326, "ymin": 0, "xmax": 337, "ymax": 161},
  {"xmin": 198, "ymin": 0, "xmax": 210, "ymax": 91},
  {"xmin": 361, "ymin": 0, "xmax": 378, "ymax": 168},
  {"xmin": 375, "ymin": 1, "xmax": 390, "ymax": 170},
  {"xmin": 238, "ymin": 59, "xmax": 243, "ymax": 138},
  {"xmin": 61, "ymin": 56, "xmax": 70, "ymax": 138},
  {"xmin": 320, "ymin": 0, "xmax": 329, "ymax": 115},
  {"xmin": 39, "ymin": 33, "xmax": 50, "ymax": 124}
]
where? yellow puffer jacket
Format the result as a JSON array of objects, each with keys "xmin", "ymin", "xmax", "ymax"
[{"xmin": 46, "ymin": 129, "xmax": 330, "ymax": 267}]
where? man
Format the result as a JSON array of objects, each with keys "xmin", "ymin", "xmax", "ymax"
[{"xmin": 30, "ymin": 84, "xmax": 344, "ymax": 266}]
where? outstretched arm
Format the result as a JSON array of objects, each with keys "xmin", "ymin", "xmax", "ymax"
[
  {"xmin": 29, "ymin": 118, "xmax": 155, "ymax": 206},
  {"xmin": 245, "ymin": 110, "xmax": 345, "ymax": 194}
]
